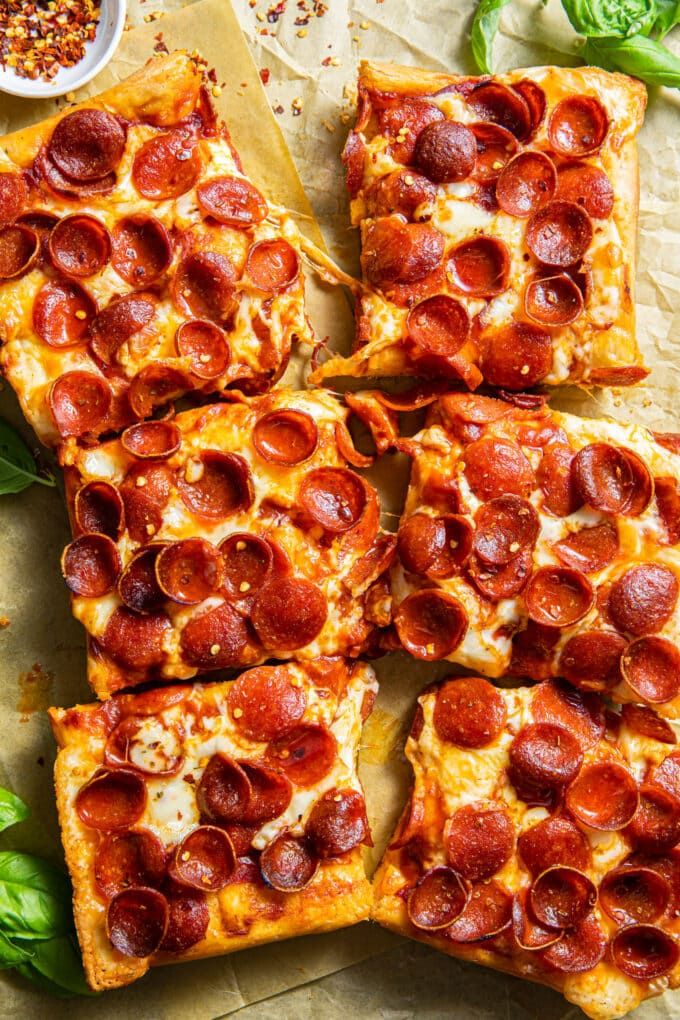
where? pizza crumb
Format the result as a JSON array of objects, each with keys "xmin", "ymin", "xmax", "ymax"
[{"xmin": 0, "ymin": 615, "xmax": 10, "ymax": 629}]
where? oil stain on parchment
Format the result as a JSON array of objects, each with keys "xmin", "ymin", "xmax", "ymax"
[{"xmin": 17, "ymin": 662, "xmax": 54, "ymax": 721}]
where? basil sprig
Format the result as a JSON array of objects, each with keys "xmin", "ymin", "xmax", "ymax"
[{"xmin": 0, "ymin": 419, "xmax": 55, "ymax": 495}]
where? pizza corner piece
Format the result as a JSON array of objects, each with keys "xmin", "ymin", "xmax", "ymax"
[
  {"xmin": 371, "ymin": 675, "xmax": 680, "ymax": 1020},
  {"xmin": 310, "ymin": 60, "xmax": 647, "ymax": 391},
  {"xmin": 0, "ymin": 49, "xmax": 314, "ymax": 449},
  {"xmin": 48, "ymin": 658, "xmax": 377, "ymax": 992}
]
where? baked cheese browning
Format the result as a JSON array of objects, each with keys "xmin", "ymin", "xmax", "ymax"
[
  {"xmin": 372, "ymin": 676, "xmax": 680, "ymax": 1020},
  {"xmin": 49, "ymin": 659, "xmax": 377, "ymax": 991},
  {"xmin": 0, "ymin": 51, "xmax": 315, "ymax": 447},
  {"xmin": 59, "ymin": 388, "xmax": 396, "ymax": 698},
  {"xmin": 311, "ymin": 60, "xmax": 646, "ymax": 389}
]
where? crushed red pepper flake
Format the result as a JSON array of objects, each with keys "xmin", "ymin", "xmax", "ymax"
[
  {"xmin": 0, "ymin": 0, "xmax": 101, "ymax": 82},
  {"xmin": 259, "ymin": 67, "xmax": 270, "ymax": 85}
]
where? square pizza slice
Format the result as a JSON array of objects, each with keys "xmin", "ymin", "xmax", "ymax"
[
  {"xmin": 49, "ymin": 658, "xmax": 376, "ymax": 991},
  {"xmin": 59, "ymin": 387, "xmax": 395, "ymax": 698},
  {"xmin": 380, "ymin": 391, "xmax": 680, "ymax": 717},
  {"xmin": 0, "ymin": 50, "xmax": 314, "ymax": 447},
  {"xmin": 372, "ymin": 675, "xmax": 680, "ymax": 1020},
  {"xmin": 311, "ymin": 61, "xmax": 647, "ymax": 390}
]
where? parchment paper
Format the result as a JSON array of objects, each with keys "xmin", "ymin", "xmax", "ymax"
[{"xmin": 0, "ymin": 1, "xmax": 679, "ymax": 1018}]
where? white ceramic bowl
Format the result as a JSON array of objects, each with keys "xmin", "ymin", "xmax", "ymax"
[{"xmin": 0, "ymin": 0, "xmax": 126, "ymax": 99}]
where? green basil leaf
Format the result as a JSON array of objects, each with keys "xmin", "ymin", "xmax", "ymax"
[
  {"xmin": 563, "ymin": 0, "xmax": 658, "ymax": 37},
  {"xmin": 0, "ymin": 788, "xmax": 29, "ymax": 834},
  {"xmin": 0, "ymin": 930, "xmax": 33, "ymax": 968},
  {"xmin": 583, "ymin": 33, "xmax": 680, "ymax": 85},
  {"xmin": 13, "ymin": 934, "xmax": 94, "ymax": 996},
  {"xmin": 0, "ymin": 851, "xmax": 72, "ymax": 939},
  {"xmin": 653, "ymin": 0, "xmax": 680, "ymax": 37},
  {"xmin": 0, "ymin": 418, "xmax": 55, "ymax": 495},
  {"xmin": 471, "ymin": 0, "xmax": 513, "ymax": 73}
]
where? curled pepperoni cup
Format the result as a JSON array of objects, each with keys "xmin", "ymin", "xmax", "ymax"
[
  {"xmin": 363, "ymin": 218, "xmax": 445, "ymax": 286},
  {"xmin": 246, "ymin": 238, "xmax": 300, "ymax": 292},
  {"xmin": 610, "ymin": 924, "xmax": 679, "ymax": 981},
  {"xmin": 479, "ymin": 321, "xmax": 552, "ymax": 389},
  {"xmin": 655, "ymin": 478, "xmax": 680, "ymax": 547},
  {"xmin": 399, "ymin": 514, "xmax": 449, "ymax": 577},
  {"xmin": 111, "ymin": 215, "xmax": 172, "ymax": 286},
  {"xmin": 175, "ymin": 320, "xmax": 231, "ymax": 380},
  {"xmin": 169, "ymin": 826, "xmax": 235, "ymax": 892},
  {"xmin": 469, "ymin": 547, "xmax": 533, "ymax": 601},
  {"xmin": 626, "ymin": 784, "xmax": 680, "ymax": 854},
  {"xmin": 433, "ymin": 677, "xmax": 507, "ymax": 749},
  {"xmin": 180, "ymin": 601, "xmax": 249, "ymax": 670},
  {"xmin": 532, "ymin": 679, "xmax": 605, "ymax": 751},
  {"xmin": 121, "ymin": 488, "xmax": 164, "ymax": 545},
  {"xmin": 566, "ymin": 761, "xmax": 639, "ymax": 831},
  {"xmin": 394, "ymin": 589, "xmax": 468, "ymax": 660},
  {"xmin": 267, "ymin": 724, "xmax": 337, "ymax": 788},
  {"xmin": 473, "ymin": 494, "xmax": 539, "ymax": 566},
  {"xmin": 228, "ymin": 666, "xmax": 306, "ymax": 742},
  {"xmin": 106, "ymin": 886, "xmax": 168, "ymax": 958},
  {"xmin": 447, "ymin": 235, "xmax": 510, "ymax": 297},
  {"xmin": 197, "ymin": 175, "xmax": 268, "ymax": 228},
  {"xmin": 94, "ymin": 829, "xmax": 167, "ymax": 900},
  {"xmin": 621, "ymin": 637, "xmax": 680, "ymax": 704},
  {"xmin": 172, "ymin": 251, "xmax": 238, "ymax": 321},
  {"xmin": 0, "ymin": 224, "xmax": 39, "ymax": 280},
  {"xmin": 177, "ymin": 451, "xmax": 253, "ymax": 518},
  {"xmin": 251, "ymin": 577, "xmax": 327, "ymax": 650},
  {"xmin": 89, "ymin": 292, "xmax": 157, "ymax": 365},
  {"xmin": 48, "ymin": 214, "xmax": 110, "ymax": 279},
  {"xmin": 370, "ymin": 169, "xmax": 437, "ymax": 218},
  {"xmin": 121, "ymin": 421, "xmax": 181, "ymax": 461},
  {"xmin": 571, "ymin": 444, "xmax": 628, "ymax": 515},
  {"xmin": 61, "ymin": 534, "xmax": 120, "ymax": 598},
  {"xmin": 413, "ymin": 120, "xmax": 476, "ymax": 184},
  {"xmin": 118, "ymin": 547, "xmax": 166, "ymax": 614},
  {"xmin": 518, "ymin": 815, "xmax": 590, "ymax": 877},
  {"xmin": 128, "ymin": 365, "xmax": 188, "ymax": 421},
  {"xmin": 76, "ymin": 768, "xmax": 147, "ymax": 831},
  {"xmin": 537, "ymin": 444, "xmax": 580, "ymax": 518},
  {"xmin": 526, "ymin": 200, "xmax": 592, "ymax": 267},
  {"xmin": 299, "ymin": 468, "xmax": 367, "ymax": 533},
  {"xmin": 403, "ymin": 514, "xmax": 472, "ymax": 579},
  {"xmin": 471, "ymin": 123, "xmax": 518, "ymax": 181},
  {"xmin": 556, "ymin": 162, "xmax": 614, "ymax": 220},
  {"xmin": 220, "ymin": 533, "xmax": 277, "ymax": 598},
  {"xmin": 529, "ymin": 866, "xmax": 596, "ymax": 930},
  {"xmin": 512, "ymin": 80, "xmax": 546, "ymax": 133},
  {"xmin": 75, "ymin": 481, "xmax": 125, "ymax": 540},
  {"xmin": 510, "ymin": 723, "xmax": 583, "ymax": 789},
  {"xmin": 511, "ymin": 888, "xmax": 562, "ymax": 950},
  {"xmin": 559, "ymin": 631, "xmax": 626, "ymax": 692},
  {"xmin": 549, "ymin": 96, "xmax": 608, "ymax": 157},
  {"xmin": 16, "ymin": 210, "xmax": 57, "ymax": 260},
  {"xmin": 197, "ymin": 754, "xmax": 251, "ymax": 823},
  {"xmin": 496, "ymin": 151, "xmax": 556, "ymax": 218},
  {"xmin": 306, "ymin": 788, "xmax": 370, "ymax": 858},
  {"xmin": 101, "ymin": 608, "xmax": 170, "ymax": 671},
  {"xmin": 623, "ymin": 703, "xmax": 677, "ymax": 744},
  {"xmin": 601, "ymin": 866, "xmax": 671, "ymax": 926},
  {"xmin": 468, "ymin": 82, "xmax": 532, "ymax": 140},
  {"xmin": 105, "ymin": 714, "xmax": 183, "ymax": 776},
  {"xmin": 132, "ymin": 132, "xmax": 201, "ymax": 200},
  {"xmin": 34, "ymin": 280, "xmax": 96, "ymax": 348},
  {"xmin": 464, "ymin": 437, "xmax": 534, "ymax": 501},
  {"xmin": 379, "ymin": 98, "xmax": 444, "ymax": 164},
  {"xmin": 407, "ymin": 867, "xmax": 469, "ymax": 931},
  {"xmin": 445, "ymin": 880, "xmax": 512, "ymax": 943},
  {"xmin": 0, "ymin": 171, "xmax": 28, "ymax": 227},
  {"xmin": 252, "ymin": 408, "xmax": 318, "ymax": 466},
  {"xmin": 156, "ymin": 538, "xmax": 224, "ymax": 605},
  {"xmin": 260, "ymin": 834, "xmax": 318, "ymax": 892},
  {"xmin": 445, "ymin": 804, "xmax": 514, "ymax": 882},
  {"xmin": 406, "ymin": 295, "xmax": 470, "ymax": 362},
  {"xmin": 525, "ymin": 273, "xmax": 584, "ymax": 326},
  {"xmin": 524, "ymin": 566, "xmax": 594, "ymax": 628},
  {"xmin": 160, "ymin": 881, "xmax": 209, "ymax": 954},
  {"xmin": 49, "ymin": 108, "xmax": 126, "ymax": 181},
  {"xmin": 239, "ymin": 762, "xmax": 293, "ymax": 825},
  {"xmin": 538, "ymin": 915, "xmax": 606, "ymax": 973},
  {"xmin": 554, "ymin": 521, "xmax": 619, "ymax": 575},
  {"xmin": 609, "ymin": 564, "xmax": 679, "ymax": 637}
]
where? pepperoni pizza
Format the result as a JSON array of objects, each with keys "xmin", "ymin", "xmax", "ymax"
[
  {"xmin": 383, "ymin": 391, "xmax": 680, "ymax": 718},
  {"xmin": 0, "ymin": 51, "xmax": 314, "ymax": 447},
  {"xmin": 311, "ymin": 61, "xmax": 647, "ymax": 390},
  {"xmin": 59, "ymin": 387, "xmax": 394, "ymax": 699},
  {"xmin": 49, "ymin": 659, "xmax": 376, "ymax": 991},
  {"xmin": 372, "ymin": 675, "xmax": 680, "ymax": 1020}
]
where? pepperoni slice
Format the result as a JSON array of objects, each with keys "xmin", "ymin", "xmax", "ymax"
[
  {"xmin": 464, "ymin": 438, "xmax": 534, "ymax": 501},
  {"xmin": 306, "ymin": 788, "xmax": 369, "ymax": 858},
  {"xmin": 106, "ymin": 886, "xmax": 168, "ymax": 957},
  {"xmin": 406, "ymin": 867, "xmax": 469, "ymax": 931},
  {"xmin": 16, "ymin": 210, "xmax": 57, "ymax": 260},
  {"xmin": 88, "ymin": 292, "xmax": 156, "ymax": 365},
  {"xmin": 220, "ymin": 533, "xmax": 278, "ymax": 599},
  {"xmin": 511, "ymin": 620, "xmax": 560, "ymax": 680},
  {"xmin": 101, "ymin": 607, "xmax": 169, "ymax": 671},
  {"xmin": 549, "ymin": 97, "xmax": 608, "ymax": 157},
  {"xmin": 120, "ymin": 487, "xmax": 163, "ymax": 544},
  {"xmin": 511, "ymin": 80, "xmax": 546, "ymax": 133},
  {"xmin": 524, "ymin": 566, "xmax": 594, "ymax": 627},
  {"xmin": 376, "ymin": 99, "xmax": 443, "ymax": 164},
  {"xmin": 95, "ymin": 829, "xmax": 166, "ymax": 899},
  {"xmin": 471, "ymin": 123, "xmax": 518, "ymax": 181},
  {"xmin": 132, "ymin": 132, "xmax": 200, "ymax": 200},
  {"xmin": 197, "ymin": 175, "xmax": 268, "ymax": 228},
  {"xmin": 496, "ymin": 151, "xmax": 556, "ymax": 218},
  {"xmin": 48, "ymin": 214, "xmax": 110, "ymax": 279},
  {"xmin": 240, "ymin": 761, "xmax": 292, "ymax": 824},
  {"xmin": 626, "ymin": 783, "xmax": 680, "ymax": 854},
  {"xmin": 172, "ymin": 251, "xmax": 238, "ymax": 321},
  {"xmin": 538, "ymin": 915, "xmax": 606, "ymax": 972},
  {"xmin": 49, "ymin": 371, "xmax": 111, "ymax": 438},
  {"xmin": 227, "ymin": 666, "xmax": 306, "ymax": 741},
  {"xmin": 363, "ymin": 218, "xmax": 445, "ymax": 286},
  {"xmin": 118, "ymin": 547, "xmax": 165, "ymax": 614},
  {"xmin": 621, "ymin": 636, "xmax": 680, "ymax": 704},
  {"xmin": 468, "ymin": 82, "xmax": 532, "ymax": 140},
  {"xmin": 0, "ymin": 224, "xmax": 38, "ymax": 279},
  {"xmin": 267, "ymin": 724, "xmax": 337, "ymax": 787},
  {"xmin": 105, "ymin": 713, "xmax": 182, "ymax": 775},
  {"xmin": 253, "ymin": 408, "xmax": 318, "ymax": 465},
  {"xmin": 169, "ymin": 826, "xmax": 235, "ymax": 892},
  {"xmin": 0, "ymin": 171, "xmax": 27, "ymax": 227},
  {"xmin": 49, "ymin": 109, "xmax": 126, "ymax": 181},
  {"xmin": 175, "ymin": 320, "xmax": 230, "ymax": 380},
  {"xmin": 398, "ymin": 514, "xmax": 472, "ymax": 579},
  {"xmin": 61, "ymin": 534, "xmax": 120, "ymax": 597},
  {"xmin": 159, "ymin": 880, "xmax": 208, "ymax": 953},
  {"xmin": 554, "ymin": 521, "xmax": 619, "ymax": 574},
  {"xmin": 537, "ymin": 443, "xmax": 580, "ymax": 517},
  {"xmin": 250, "ymin": 577, "xmax": 327, "ymax": 650},
  {"xmin": 611, "ymin": 924, "xmax": 679, "ymax": 981},
  {"xmin": 530, "ymin": 866, "xmax": 596, "ymax": 929},
  {"xmin": 479, "ymin": 321, "xmax": 552, "ymax": 389},
  {"xmin": 469, "ymin": 547, "xmax": 532, "ymax": 601},
  {"xmin": 394, "ymin": 589, "xmax": 468, "ymax": 660},
  {"xmin": 39, "ymin": 148, "xmax": 116, "ymax": 198},
  {"xmin": 556, "ymin": 162, "xmax": 614, "ymax": 219},
  {"xmin": 405, "ymin": 295, "xmax": 470, "ymax": 366},
  {"xmin": 433, "ymin": 677, "xmax": 506, "ymax": 748},
  {"xmin": 128, "ymin": 685, "xmax": 191, "ymax": 717},
  {"xmin": 473, "ymin": 495, "xmax": 539, "ymax": 566},
  {"xmin": 525, "ymin": 273, "xmax": 584, "ymax": 326},
  {"xmin": 128, "ymin": 365, "xmax": 188, "ymax": 420},
  {"xmin": 600, "ymin": 866, "xmax": 670, "ymax": 925},
  {"xmin": 572, "ymin": 443, "xmax": 648, "ymax": 516},
  {"xmin": 197, "ymin": 754, "xmax": 251, "ymax": 823},
  {"xmin": 656, "ymin": 476, "xmax": 680, "ymax": 545},
  {"xmin": 609, "ymin": 564, "xmax": 678, "ymax": 636},
  {"xmin": 621, "ymin": 703, "xmax": 677, "ymax": 745},
  {"xmin": 260, "ymin": 834, "xmax": 318, "ymax": 891},
  {"xmin": 532, "ymin": 679, "xmax": 605, "ymax": 750},
  {"xmin": 510, "ymin": 723, "xmax": 583, "ymax": 789},
  {"xmin": 155, "ymin": 538, "xmax": 224, "ymax": 605},
  {"xmin": 445, "ymin": 803, "xmax": 514, "ymax": 881},
  {"xmin": 299, "ymin": 468, "xmax": 366, "ymax": 533},
  {"xmin": 447, "ymin": 236, "xmax": 510, "ymax": 297},
  {"xmin": 111, "ymin": 215, "xmax": 172, "ymax": 286},
  {"xmin": 370, "ymin": 169, "xmax": 437, "ymax": 218},
  {"xmin": 518, "ymin": 815, "xmax": 590, "ymax": 876},
  {"xmin": 180, "ymin": 601, "xmax": 249, "ymax": 669},
  {"xmin": 559, "ymin": 631, "xmax": 625, "ymax": 692},
  {"xmin": 526, "ymin": 201, "xmax": 592, "ymax": 267},
  {"xmin": 76, "ymin": 768, "xmax": 146, "ymax": 831},
  {"xmin": 177, "ymin": 452, "xmax": 253, "ymax": 518},
  {"xmin": 512, "ymin": 888, "xmax": 562, "ymax": 950},
  {"xmin": 413, "ymin": 120, "xmax": 476, "ymax": 183},
  {"xmin": 34, "ymin": 280, "xmax": 95, "ymax": 347},
  {"xmin": 75, "ymin": 481, "xmax": 124, "ymax": 539},
  {"xmin": 121, "ymin": 421, "xmax": 181, "ymax": 462},
  {"xmin": 445, "ymin": 880, "xmax": 512, "ymax": 942},
  {"xmin": 246, "ymin": 239, "xmax": 299, "ymax": 292},
  {"xmin": 566, "ymin": 761, "xmax": 639, "ymax": 830}
]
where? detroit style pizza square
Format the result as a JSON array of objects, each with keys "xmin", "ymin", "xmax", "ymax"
[
  {"xmin": 0, "ymin": 51, "xmax": 313, "ymax": 447},
  {"xmin": 312, "ymin": 60, "xmax": 647, "ymax": 389},
  {"xmin": 384, "ymin": 392, "xmax": 680, "ymax": 717},
  {"xmin": 49, "ymin": 659, "xmax": 376, "ymax": 991},
  {"xmin": 59, "ymin": 388, "xmax": 395, "ymax": 699},
  {"xmin": 372, "ymin": 676, "xmax": 680, "ymax": 1020}
]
